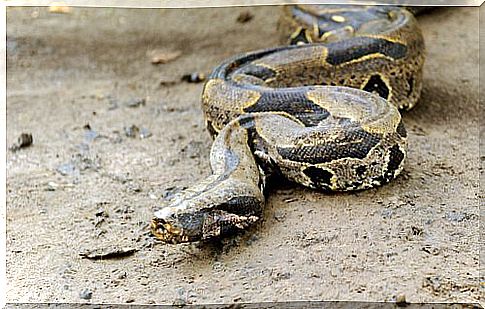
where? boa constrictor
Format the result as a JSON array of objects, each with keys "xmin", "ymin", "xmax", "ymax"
[{"xmin": 151, "ymin": 5, "xmax": 425, "ymax": 243}]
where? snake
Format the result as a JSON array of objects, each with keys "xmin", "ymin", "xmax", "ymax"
[{"xmin": 151, "ymin": 5, "xmax": 426, "ymax": 244}]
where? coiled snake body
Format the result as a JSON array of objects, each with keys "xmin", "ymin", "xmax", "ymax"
[{"xmin": 151, "ymin": 5, "xmax": 425, "ymax": 243}]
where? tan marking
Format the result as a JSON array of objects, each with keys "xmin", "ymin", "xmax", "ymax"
[
  {"xmin": 359, "ymin": 34, "xmax": 407, "ymax": 46},
  {"xmin": 319, "ymin": 25, "xmax": 354, "ymax": 43},
  {"xmin": 252, "ymin": 111, "xmax": 306, "ymax": 148},
  {"xmin": 251, "ymin": 60, "xmax": 281, "ymax": 75},
  {"xmin": 306, "ymin": 86, "xmax": 401, "ymax": 136},
  {"xmin": 312, "ymin": 20, "xmax": 320, "ymax": 40},
  {"xmin": 241, "ymin": 61, "xmax": 280, "ymax": 86},
  {"xmin": 306, "ymin": 88, "xmax": 367, "ymax": 122},
  {"xmin": 319, "ymin": 46, "xmax": 329, "ymax": 67},
  {"xmin": 359, "ymin": 72, "xmax": 395, "ymax": 113},
  {"xmin": 305, "ymin": 29, "xmax": 314, "ymax": 43},
  {"xmin": 331, "ymin": 15, "xmax": 346, "ymax": 23},
  {"xmin": 202, "ymin": 78, "xmax": 261, "ymax": 111},
  {"xmin": 300, "ymin": 165, "xmax": 338, "ymax": 189},
  {"xmin": 336, "ymin": 53, "xmax": 396, "ymax": 66},
  {"xmin": 289, "ymin": 26, "xmax": 304, "ymax": 41}
]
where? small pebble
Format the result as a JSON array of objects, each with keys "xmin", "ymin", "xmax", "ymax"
[
  {"xmin": 124, "ymin": 125, "xmax": 140, "ymax": 138},
  {"xmin": 95, "ymin": 208, "xmax": 109, "ymax": 217},
  {"xmin": 140, "ymin": 127, "xmax": 152, "ymax": 139},
  {"xmin": 117, "ymin": 271, "xmax": 127, "ymax": 279},
  {"xmin": 125, "ymin": 98, "xmax": 146, "ymax": 108},
  {"xmin": 56, "ymin": 163, "xmax": 77, "ymax": 177},
  {"xmin": 273, "ymin": 210, "xmax": 286, "ymax": 222},
  {"xmin": 181, "ymin": 72, "xmax": 205, "ymax": 83},
  {"xmin": 46, "ymin": 182, "xmax": 59, "ymax": 191},
  {"xmin": 124, "ymin": 125, "xmax": 151, "ymax": 139},
  {"xmin": 149, "ymin": 193, "xmax": 158, "ymax": 200},
  {"xmin": 79, "ymin": 288, "xmax": 93, "ymax": 300},
  {"xmin": 396, "ymin": 293, "xmax": 407, "ymax": 306},
  {"xmin": 236, "ymin": 11, "xmax": 254, "ymax": 23},
  {"xmin": 10, "ymin": 133, "xmax": 33, "ymax": 151}
]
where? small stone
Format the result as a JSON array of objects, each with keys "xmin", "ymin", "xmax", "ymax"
[
  {"xmin": 273, "ymin": 271, "xmax": 291, "ymax": 280},
  {"xmin": 95, "ymin": 208, "xmax": 109, "ymax": 218},
  {"xmin": 181, "ymin": 72, "xmax": 205, "ymax": 83},
  {"xmin": 149, "ymin": 193, "xmax": 158, "ymax": 200},
  {"xmin": 173, "ymin": 298, "xmax": 186, "ymax": 306},
  {"xmin": 128, "ymin": 183, "xmax": 142, "ymax": 193},
  {"xmin": 381, "ymin": 209, "xmax": 393, "ymax": 219},
  {"xmin": 140, "ymin": 127, "xmax": 152, "ymax": 139},
  {"xmin": 124, "ymin": 125, "xmax": 140, "ymax": 138},
  {"xmin": 46, "ymin": 182, "xmax": 59, "ymax": 191},
  {"xmin": 10, "ymin": 133, "xmax": 33, "ymax": 151},
  {"xmin": 446, "ymin": 211, "xmax": 471, "ymax": 222},
  {"xmin": 125, "ymin": 98, "xmax": 146, "ymax": 108},
  {"xmin": 117, "ymin": 271, "xmax": 127, "ymax": 279},
  {"xmin": 56, "ymin": 163, "xmax": 77, "ymax": 177},
  {"xmin": 236, "ymin": 11, "xmax": 254, "ymax": 23},
  {"xmin": 396, "ymin": 293, "xmax": 407, "ymax": 306},
  {"xmin": 273, "ymin": 210, "xmax": 286, "ymax": 222},
  {"xmin": 124, "ymin": 125, "xmax": 151, "ymax": 139},
  {"xmin": 79, "ymin": 288, "xmax": 93, "ymax": 300}
]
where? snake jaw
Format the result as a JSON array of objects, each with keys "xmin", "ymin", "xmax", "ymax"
[{"xmin": 151, "ymin": 206, "xmax": 198, "ymax": 244}]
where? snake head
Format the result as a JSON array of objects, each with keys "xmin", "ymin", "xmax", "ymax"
[
  {"xmin": 151, "ymin": 203, "xmax": 205, "ymax": 244},
  {"xmin": 151, "ymin": 203, "xmax": 260, "ymax": 244}
]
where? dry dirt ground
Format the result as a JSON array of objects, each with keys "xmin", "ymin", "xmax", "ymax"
[{"xmin": 6, "ymin": 5, "xmax": 481, "ymax": 305}]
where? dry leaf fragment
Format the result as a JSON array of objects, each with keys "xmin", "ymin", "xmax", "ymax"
[
  {"xmin": 79, "ymin": 247, "xmax": 137, "ymax": 260},
  {"xmin": 236, "ymin": 11, "xmax": 254, "ymax": 23},
  {"xmin": 148, "ymin": 49, "xmax": 182, "ymax": 64}
]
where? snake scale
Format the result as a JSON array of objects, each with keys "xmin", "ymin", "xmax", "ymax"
[{"xmin": 151, "ymin": 5, "xmax": 426, "ymax": 243}]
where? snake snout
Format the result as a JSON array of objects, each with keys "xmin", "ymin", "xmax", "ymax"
[
  {"xmin": 151, "ymin": 205, "xmax": 206, "ymax": 243},
  {"xmin": 151, "ymin": 208, "xmax": 183, "ymax": 243}
]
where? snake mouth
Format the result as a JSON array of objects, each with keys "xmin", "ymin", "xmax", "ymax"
[{"xmin": 150, "ymin": 217, "xmax": 193, "ymax": 244}]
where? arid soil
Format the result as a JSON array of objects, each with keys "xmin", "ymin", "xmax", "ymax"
[{"xmin": 6, "ymin": 5, "xmax": 480, "ymax": 305}]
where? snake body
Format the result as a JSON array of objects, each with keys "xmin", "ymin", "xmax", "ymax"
[{"xmin": 151, "ymin": 5, "xmax": 425, "ymax": 243}]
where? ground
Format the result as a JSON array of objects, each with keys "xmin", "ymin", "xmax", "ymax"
[{"xmin": 6, "ymin": 5, "xmax": 481, "ymax": 305}]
